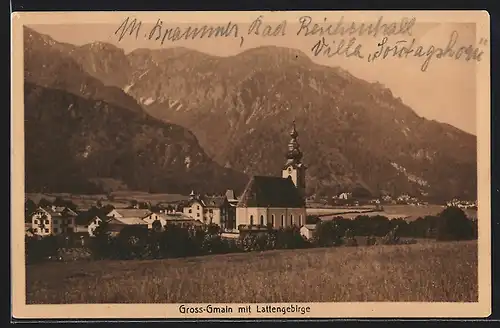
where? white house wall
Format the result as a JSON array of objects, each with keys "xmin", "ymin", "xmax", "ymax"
[
  {"xmin": 300, "ymin": 226, "xmax": 315, "ymax": 240},
  {"xmin": 31, "ymin": 211, "xmax": 76, "ymax": 236},
  {"xmin": 236, "ymin": 207, "xmax": 306, "ymax": 228},
  {"xmin": 183, "ymin": 202, "xmax": 223, "ymax": 225},
  {"xmin": 31, "ymin": 211, "xmax": 52, "ymax": 236},
  {"xmin": 52, "ymin": 217, "xmax": 76, "ymax": 235},
  {"xmin": 203, "ymin": 208, "xmax": 221, "ymax": 225},
  {"xmin": 183, "ymin": 201, "xmax": 203, "ymax": 220}
]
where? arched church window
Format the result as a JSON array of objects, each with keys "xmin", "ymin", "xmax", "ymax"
[
  {"xmin": 298, "ymin": 215, "xmax": 302, "ymax": 226},
  {"xmin": 271, "ymin": 214, "xmax": 275, "ymax": 226},
  {"xmin": 250, "ymin": 215, "xmax": 254, "ymax": 226},
  {"xmin": 260, "ymin": 215, "xmax": 264, "ymax": 226},
  {"xmin": 281, "ymin": 215, "xmax": 285, "ymax": 227},
  {"xmin": 290, "ymin": 214, "xmax": 294, "ymax": 226}
]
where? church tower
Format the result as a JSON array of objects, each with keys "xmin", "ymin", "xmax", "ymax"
[{"xmin": 282, "ymin": 120, "xmax": 307, "ymax": 198}]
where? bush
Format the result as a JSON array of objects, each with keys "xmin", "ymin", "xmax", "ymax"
[
  {"xmin": 159, "ymin": 224, "xmax": 201, "ymax": 258},
  {"xmin": 74, "ymin": 208, "xmax": 481, "ymax": 262},
  {"xmin": 313, "ymin": 221, "xmax": 343, "ymax": 247},
  {"xmin": 115, "ymin": 226, "xmax": 150, "ymax": 260},
  {"xmin": 436, "ymin": 207, "xmax": 476, "ymax": 241},
  {"xmin": 366, "ymin": 236, "xmax": 377, "ymax": 246},
  {"xmin": 25, "ymin": 235, "xmax": 60, "ymax": 264},
  {"xmin": 275, "ymin": 227, "xmax": 309, "ymax": 249},
  {"xmin": 88, "ymin": 220, "xmax": 113, "ymax": 260}
]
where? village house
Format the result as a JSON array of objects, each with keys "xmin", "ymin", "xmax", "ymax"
[
  {"xmin": 183, "ymin": 192, "xmax": 234, "ymax": 230},
  {"xmin": 100, "ymin": 208, "xmax": 151, "ymax": 235},
  {"xmin": 104, "ymin": 217, "xmax": 149, "ymax": 236},
  {"xmin": 73, "ymin": 206, "xmax": 106, "ymax": 236},
  {"xmin": 105, "ymin": 208, "xmax": 152, "ymax": 220},
  {"xmin": 29, "ymin": 206, "xmax": 78, "ymax": 236},
  {"xmin": 235, "ymin": 121, "xmax": 307, "ymax": 231},
  {"xmin": 381, "ymin": 194, "xmax": 393, "ymax": 203},
  {"xmin": 300, "ymin": 224, "xmax": 317, "ymax": 240},
  {"xmin": 336, "ymin": 192, "xmax": 352, "ymax": 200},
  {"xmin": 143, "ymin": 212, "xmax": 203, "ymax": 230}
]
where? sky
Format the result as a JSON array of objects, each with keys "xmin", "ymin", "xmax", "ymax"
[{"xmin": 28, "ymin": 18, "xmax": 479, "ymax": 135}]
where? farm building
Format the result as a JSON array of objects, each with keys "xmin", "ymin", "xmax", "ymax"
[
  {"xmin": 300, "ymin": 224, "xmax": 317, "ymax": 240},
  {"xmin": 104, "ymin": 217, "xmax": 149, "ymax": 236},
  {"xmin": 143, "ymin": 212, "xmax": 203, "ymax": 230}
]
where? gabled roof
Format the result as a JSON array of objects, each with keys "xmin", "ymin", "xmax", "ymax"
[
  {"xmin": 202, "ymin": 196, "xmax": 227, "ymax": 208},
  {"xmin": 144, "ymin": 212, "xmax": 194, "ymax": 222},
  {"xmin": 117, "ymin": 217, "xmax": 149, "ymax": 225},
  {"xmin": 186, "ymin": 195, "xmax": 227, "ymax": 208},
  {"xmin": 75, "ymin": 207, "xmax": 107, "ymax": 225},
  {"xmin": 237, "ymin": 176, "xmax": 305, "ymax": 208},
  {"xmin": 76, "ymin": 213, "xmax": 106, "ymax": 226},
  {"xmin": 106, "ymin": 217, "xmax": 148, "ymax": 225},
  {"xmin": 302, "ymin": 224, "xmax": 317, "ymax": 230},
  {"xmin": 33, "ymin": 206, "xmax": 78, "ymax": 218},
  {"xmin": 107, "ymin": 209, "xmax": 151, "ymax": 219}
]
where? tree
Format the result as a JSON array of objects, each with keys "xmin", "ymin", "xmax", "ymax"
[
  {"xmin": 436, "ymin": 207, "xmax": 476, "ymax": 241},
  {"xmin": 116, "ymin": 225, "xmax": 150, "ymax": 259},
  {"xmin": 38, "ymin": 197, "xmax": 52, "ymax": 208},
  {"xmin": 53, "ymin": 196, "xmax": 67, "ymax": 207},
  {"xmin": 343, "ymin": 228, "xmax": 358, "ymax": 246},
  {"xmin": 313, "ymin": 221, "xmax": 343, "ymax": 247},
  {"xmin": 88, "ymin": 220, "xmax": 114, "ymax": 260},
  {"xmin": 25, "ymin": 199, "xmax": 37, "ymax": 216},
  {"xmin": 128, "ymin": 200, "xmax": 138, "ymax": 209},
  {"xmin": 25, "ymin": 235, "xmax": 59, "ymax": 264},
  {"xmin": 306, "ymin": 215, "xmax": 321, "ymax": 225},
  {"xmin": 151, "ymin": 220, "xmax": 163, "ymax": 232}
]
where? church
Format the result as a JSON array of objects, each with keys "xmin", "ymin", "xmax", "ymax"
[{"xmin": 235, "ymin": 121, "xmax": 307, "ymax": 230}]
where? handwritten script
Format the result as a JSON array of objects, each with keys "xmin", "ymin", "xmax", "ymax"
[{"xmin": 114, "ymin": 15, "xmax": 486, "ymax": 72}]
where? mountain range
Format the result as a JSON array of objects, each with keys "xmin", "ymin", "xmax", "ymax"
[{"xmin": 23, "ymin": 26, "xmax": 477, "ymax": 201}]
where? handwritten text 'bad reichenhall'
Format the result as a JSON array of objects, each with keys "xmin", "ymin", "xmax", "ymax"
[{"xmin": 114, "ymin": 15, "xmax": 486, "ymax": 72}]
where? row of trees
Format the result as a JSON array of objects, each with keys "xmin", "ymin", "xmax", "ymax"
[
  {"xmin": 87, "ymin": 222, "xmax": 314, "ymax": 260},
  {"xmin": 308, "ymin": 207, "xmax": 478, "ymax": 241},
  {"xmin": 25, "ymin": 223, "xmax": 313, "ymax": 263}
]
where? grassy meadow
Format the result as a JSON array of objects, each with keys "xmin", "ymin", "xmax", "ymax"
[{"xmin": 26, "ymin": 240, "xmax": 478, "ymax": 304}]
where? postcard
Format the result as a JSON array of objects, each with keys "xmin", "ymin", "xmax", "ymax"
[{"xmin": 11, "ymin": 10, "xmax": 491, "ymax": 319}]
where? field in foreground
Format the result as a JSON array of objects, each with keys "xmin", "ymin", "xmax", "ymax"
[{"xmin": 26, "ymin": 241, "xmax": 478, "ymax": 304}]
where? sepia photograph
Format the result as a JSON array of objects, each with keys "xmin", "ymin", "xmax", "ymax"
[{"xmin": 11, "ymin": 11, "xmax": 491, "ymax": 319}]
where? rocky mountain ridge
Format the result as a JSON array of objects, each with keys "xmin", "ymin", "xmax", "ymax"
[
  {"xmin": 23, "ymin": 26, "xmax": 477, "ymax": 200},
  {"xmin": 23, "ymin": 27, "xmax": 248, "ymax": 195}
]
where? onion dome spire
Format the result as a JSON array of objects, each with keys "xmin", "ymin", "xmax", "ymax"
[{"xmin": 285, "ymin": 120, "xmax": 303, "ymax": 165}]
